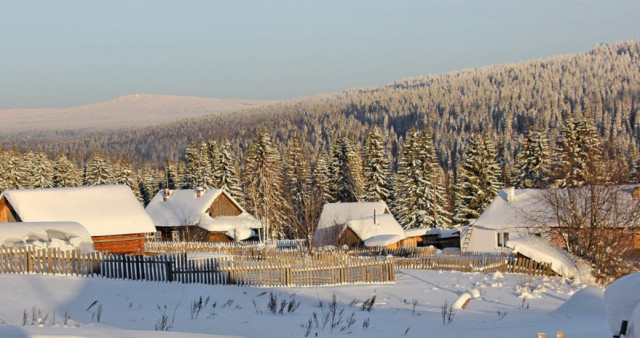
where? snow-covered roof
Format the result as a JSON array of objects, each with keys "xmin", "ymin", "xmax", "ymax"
[
  {"xmin": 507, "ymin": 235, "xmax": 583, "ymax": 280},
  {"xmin": 145, "ymin": 189, "xmax": 261, "ymax": 238},
  {"xmin": 1, "ymin": 185, "xmax": 156, "ymax": 237},
  {"xmin": 317, "ymin": 202, "xmax": 390, "ymax": 231},
  {"xmin": 346, "ymin": 214, "xmax": 406, "ymax": 247},
  {"xmin": 475, "ymin": 185, "xmax": 640, "ymax": 231},
  {"xmin": 0, "ymin": 222, "xmax": 94, "ymax": 253},
  {"xmin": 314, "ymin": 202, "xmax": 405, "ymax": 247},
  {"xmin": 473, "ymin": 188, "xmax": 550, "ymax": 231},
  {"xmin": 404, "ymin": 227, "xmax": 461, "ymax": 238}
]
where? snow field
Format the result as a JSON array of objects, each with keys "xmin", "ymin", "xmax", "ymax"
[{"xmin": 0, "ymin": 269, "xmax": 611, "ymax": 337}]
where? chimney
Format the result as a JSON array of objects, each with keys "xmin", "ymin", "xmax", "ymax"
[
  {"xmin": 196, "ymin": 186, "xmax": 205, "ymax": 198},
  {"xmin": 634, "ymin": 187, "xmax": 640, "ymax": 199},
  {"xmin": 506, "ymin": 187, "xmax": 515, "ymax": 202},
  {"xmin": 163, "ymin": 188, "xmax": 171, "ymax": 201}
]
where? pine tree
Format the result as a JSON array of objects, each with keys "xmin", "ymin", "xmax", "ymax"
[
  {"xmin": 183, "ymin": 140, "xmax": 199, "ymax": 188},
  {"xmin": 454, "ymin": 134, "xmax": 502, "ymax": 226},
  {"xmin": 554, "ymin": 115, "xmax": 604, "ymax": 187},
  {"xmin": 214, "ymin": 139, "xmax": 244, "ymax": 202},
  {"xmin": 362, "ymin": 125, "xmax": 391, "ymax": 203},
  {"xmin": 395, "ymin": 128, "xmax": 451, "ymax": 228},
  {"xmin": 30, "ymin": 152, "xmax": 55, "ymax": 189},
  {"xmin": 116, "ymin": 159, "xmax": 141, "ymax": 201},
  {"xmin": 53, "ymin": 154, "xmax": 81, "ymax": 187},
  {"xmin": 165, "ymin": 159, "xmax": 180, "ymax": 189},
  {"xmin": 84, "ymin": 152, "xmax": 116, "ymax": 186},
  {"xmin": 513, "ymin": 126, "xmax": 551, "ymax": 188},
  {"xmin": 243, "ymin": 128, "xmax": 290, "ymax": 240},
  {"xmin": 208, "ymin": 138, "xmax": 223, "ymax": 187},
  {"xmin": 330, "ymin": 134, "xmax": 364, "ymax": 202},
  {"xmin": 2, "ymin": 149, "xmax": 28, "ymax": 190},
  {"xmin": 195, "ymin": 140, "xmax": 214, "ymax": 188},
  {"xmin": 283, "ymin": 137, "xmax": 312, "ymax": 236},
  {"xmin": 311, "ymin": 150, "xmax": 332, "ymax": 204}
]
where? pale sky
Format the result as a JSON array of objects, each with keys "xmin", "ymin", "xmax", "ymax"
[{"xmin": 1, "ymin": 0, "xmax": 639, "ymax": 109}]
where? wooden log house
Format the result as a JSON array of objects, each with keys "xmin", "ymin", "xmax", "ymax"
[
  {"xmin": 145, "ymin": 187, "xmax": 262, "ymax": 242},
  {"xmin": 0, "ymin": 185, "xmax": 156, "ymax": 254}
]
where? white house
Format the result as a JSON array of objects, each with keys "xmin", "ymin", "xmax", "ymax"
[
  {"xmin": 145, "ymin": 187, "xmax": 261, "ymax": 242},
  {"xmin": 463, "ymin": 187, "xmax": 545, "ymax": 253},
  {"xmin": 312, "ymin": 201, "xmax": 409, "ymax": 249}
]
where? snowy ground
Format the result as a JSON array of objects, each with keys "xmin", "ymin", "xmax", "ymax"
[{"xmin": 0, "ymin": 270, "xmax": 610, "ymax": 337}]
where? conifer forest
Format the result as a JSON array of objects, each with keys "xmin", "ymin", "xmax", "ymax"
[{"xmin": 2, "ymin": 41, "xmax": 640, "ymax": 238}]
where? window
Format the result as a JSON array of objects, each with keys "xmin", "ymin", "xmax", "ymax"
[
  {"xmin": 171, "ymin": 230, "xmax": 180, "ymax": 242},
  {"xmin": 496, "ymin": 232, "xmax": 509, "ymax": 248}
]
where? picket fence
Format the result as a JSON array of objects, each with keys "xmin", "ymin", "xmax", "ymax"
[
  {"xmin": 0, "ymin": 247, "xmax": 394, "ymax": 287},
  {"xmin": 100, "ymin": 253, "xmax": 395, "ymax": 287}
]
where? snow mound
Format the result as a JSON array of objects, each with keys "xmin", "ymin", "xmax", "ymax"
[
  {"xmin": 550, "ymin": 286, "xmax": 605, "ymax": 318},
  {"xmin": 630, "ymin": 302, "xmax": 640, "ymax": 338},
  {"xmin": 605, "ymin": 273, "xmax": 640, "ymax": 336},
  {"xmin": 507, "ymin": 235, "xmax": 585, "ymax": 281},
  {"xmin": 453, "ymin": 293, "xmax": 472, "ymax": 309}
]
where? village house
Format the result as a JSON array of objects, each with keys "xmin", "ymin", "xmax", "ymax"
[
  {"xmin": 145, "ymin": 187, "xmax": 261, "ymax": 242},
  {"xmin": 0, "ymin": 185, "xmax": 156, "ymax": 254},
  {"xmin": 313, "ymin": 201, "xmax": 416, "ymax": 249},
  {"xmin": 463, "ymin": 186, "xmax": 640, "ymax": 257}
]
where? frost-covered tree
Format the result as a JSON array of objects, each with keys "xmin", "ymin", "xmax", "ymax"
[
  {"xmin": 214, "ymin": 139, "xmax": 243, "ymax": 202},
  {"xmin": 84, "ymin": 152, "xmax": 116, "ymax": 186},
  {"xmin": 29, "ymin": 152, "xmax": 55, "ymax": 189},
  {"xmin": 513, "ymin": 126, "xmax": 551, "ymax": 188},
  {"xmin": 395, "ymin": 128, "xmax": 451, "ymax": 228},
  {"xmin": 283, "ymin": 137, "xmax": 315, "ymax": 238},
  {"xmin": 183, "ymin": 140, "xmax": 199, "ymax": 188},
  {"xmin": 116, "ymin": 159, "xmax": 141, "ymax": 201},
  {"xmin": 330, "ymin": 134, "xmax": 364, "ymax": 202},
  {"xmin": 243, "ymin": 128, "xmax": 290, "ymax": 240},
  {"xmin": 454, "ymin": 134, "xmax": 502, "ymax": 226},
  {"xmin": 53, "ymin": 154, "xmax": 81, "ymax": 187},
  {"xmin": 554, "ymin": 115, "xmax": 604, "ymax": 188},
  {"xmin": 195, "ymin": 140, "xmax": 214, "ymax": 188},
  {"xmin": 311, "ymin": 150, "xmax": 332, "ymax": 204},
  {"xmin": 362, "ymin": 125, "xmax": 391, "ymax": 203}
]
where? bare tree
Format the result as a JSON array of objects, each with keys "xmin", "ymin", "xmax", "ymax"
[{"xmin": 540, "ymin": 185, "xmax": 640, "ymax": 282}]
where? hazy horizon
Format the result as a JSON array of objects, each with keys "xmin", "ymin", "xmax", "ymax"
[{"xmin": 2, "ymin": 0, "xmax": 640, "ymax": 110}]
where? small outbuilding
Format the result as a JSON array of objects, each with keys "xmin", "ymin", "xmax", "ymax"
[
  {"xmin": 145, "ymin": 187, "xmax": 261, "ymax": 242},
  {"xmin": 313, "ymin": 201, "xmax": 412, "ymax": 249},
  {"xmin": 0, "ymin": 185, "xmax": 156, "ymax": 254}
]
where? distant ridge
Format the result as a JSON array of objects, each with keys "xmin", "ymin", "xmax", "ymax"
[{"xmin": 0, "ymin": 94, "xmax": 273, "ymax": 133}]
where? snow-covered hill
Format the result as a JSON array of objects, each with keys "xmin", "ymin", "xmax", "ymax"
[{"xmin": 0, "ymin": 94, "xmax": 273, "ymax": 134}]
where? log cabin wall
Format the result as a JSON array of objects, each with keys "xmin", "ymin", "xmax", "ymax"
[
  {"xmin": 0, "ymin": 196, "xmax": 20, "ymax": 223},
  {"xmin": 337, "ymin": 228, "xmax": 364, "ymax": 248},
  {"xmin": 208, "ymin": 194, "xmax": 242, "ymax": 218},
  {"xmin": 92, "ymin": 233, "xmax": 146, "ymax": 255},
  {"xmin": 208, "ymin": 232, "xmax": 233, "ymax": 242}
]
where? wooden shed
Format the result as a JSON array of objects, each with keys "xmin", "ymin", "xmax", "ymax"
[
  {"xmin": 313, "ymin": 202, "xmax": 410, "ymax": 249},
  {"xmin": 0, "ymin": 185, "xmax": 156, "ymax": 254},
  {"xmin": 145, "ymin": 188, "xmax": 261, "ymax": 242}
]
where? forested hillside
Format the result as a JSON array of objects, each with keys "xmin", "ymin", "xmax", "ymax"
[
  {"xmin": 3, "ymin": 41, "xmax": 639, "ymax": 171},
  {"xmin": 3, "ymin": 41, "xmax": 640, "ymax": 237}
]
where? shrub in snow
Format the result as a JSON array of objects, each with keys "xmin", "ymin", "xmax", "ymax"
[{"xmin": 604, "ymin": 273, "xmax": 640, "ymax": 336}]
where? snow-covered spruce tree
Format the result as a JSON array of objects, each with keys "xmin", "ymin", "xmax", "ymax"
[
  {"xmin": 116, "ymin": 159, "xmax": 142, "ymax": 201},
  {"xmin": 243, "ymin": 128, "xmax": 290, "ymax": 240},
  {"xmin": 164, "ymin": 159, "xmax": 180, "ymax": 189},
  {"xmin": 553, "ymin": 115, "xmax": 604, "ymax": 188},
  {"xmin": 330, "ymin": 134, "xmax": 364, "ymax": 203},
  {"xmin": 454, "ymin": 134, "xmax": 502, "ymax": 226},
  {"xmin": 29, "ymin": 152, "xmax": 55, "ymax": 189},
  {"xmin": 207, "ymin": 138, "xmax": 223, "ymax": 188},
  {"xmin": 513, "ymin": 126, "xmax": 551, "ymax": 188},
  {"xmin": 182, "ymin": 140, "xmax": 199, "ymax": 189},
  {"xmin": 53, "ymin": 154, "xmax": 81, "ymax": 187},
  {"xmin": 283, "ymin": 137, "xmax": 320, "ymax": 240},
  {"xmin": 362, "ymin": 125, "xmax": 391, "ymax": 203},
  {"xmin": 214, "ymin": 139, "xmax": 244, "ymax": 202},
  {"xmin": 195, "ymin": 139, "xmax": 214, "ymax": 188},
  {"xmin": 395, "ymin": 127, "xmax": 451, "ymax": 229},
  {"xmin": 84, "ymin": 152, "xmax": 116, "ymax": 186},
  {"xmin": 138, "ymin": 166, "xmax": 162, "ymax": 205},
  {"xmin": 311, "ymin": 150, "xmax": 332, "ymax": 204},
  {"xmin": 2, "ymin": 149, "xmax": 29, "ymax": 190}
]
